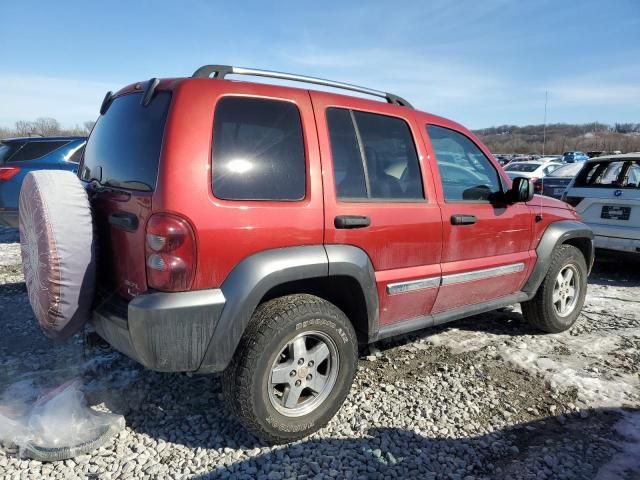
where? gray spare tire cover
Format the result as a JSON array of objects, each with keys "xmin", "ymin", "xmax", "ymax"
[{"xmin": 19, "ymin": 170, "xmax": 96, "ymax": 339}]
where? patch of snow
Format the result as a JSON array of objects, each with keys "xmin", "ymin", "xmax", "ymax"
[
  {"xmin": 427, "ymin": 328, "xmax": 506, "ymax": 354},
  {"xmin": 427, "ymin": 323, "xmax": 640, "ymax": 408},
  {"xmin": 502, "ymin": 333, "xmax": 640, "ymax": 407},
  {"xmin": 0, "ymin": 243, "xmax": 21, "ymax": 267}
]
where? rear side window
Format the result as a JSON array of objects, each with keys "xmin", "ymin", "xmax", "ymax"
[
  {"xmin": 0, "ymin": 141, "xmax": 26, "ymax": 164},
  {"xmin": 327, "ymin": 109, "xmax": 367, "ymax": 198},
  {"xmin": 505, "ymin": 163, "xmax": 539, "ymax": 173},
  {"xmin": 576, "ymin": 160, "xmax": 640, "ymax": 189},
  {"xmin": 327, "ymin": 107, "xmax": 424, "ymax": 200},
  {"xmin": 7, "ymin": 140, "xmax": 69, "ymax": 162},
  {"xmin": 81, "ymin": 92, "xmax": 171, "ymax": 191},
  {"xmin": 65, "ymin": 143, "xmax": 86, "ymax": 163},
  {"xmin": 212, "ymin": 97, "xmax": 305, "ymax": 201},
  {"xmin": 427, "ymin": 125, "xmax": 502, "ymax": 202}
]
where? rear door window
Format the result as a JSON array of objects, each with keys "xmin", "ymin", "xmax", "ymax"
[
  {"xmin": 327, "ymin": 108, "xmax": 367, "ymax": 198},
  {"xmin": 7, "ymin": 140, "xmax": 69, "ymax": 162},
  {"xmin": 81, "ymin": 91, "xmax": 172, "ymax": 191},
  {"xmin": 212, "ymin": 97, "xmax": 306, "ymax": 201},
  {"xmin": 326, "ymin": 107, "xmax": 424, "ymax": 200}
]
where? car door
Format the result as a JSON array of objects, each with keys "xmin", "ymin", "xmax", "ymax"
[
  {"xmin": 421, "ymin": 123, "xmax": 535, "ymax": 313},
  {"xmin": 310, "ymin": 91, "xmax": 443, "ymax": 327}
]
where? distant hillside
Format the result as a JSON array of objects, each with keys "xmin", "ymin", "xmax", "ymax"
[
  {"xmin": 473, "ymin": 123, "xmax": 640, "ymax": 155},
  {"xmin": 3, "ymin": 118, "xmax": 639, "ymax": 157}
]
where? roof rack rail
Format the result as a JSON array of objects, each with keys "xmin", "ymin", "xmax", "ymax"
[{"xmin": 192, "ymin": 64, "xmax": 413, "ymax": 108}]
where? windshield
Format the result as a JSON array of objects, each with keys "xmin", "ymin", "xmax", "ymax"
[
  {"xmin": 549, "ymin": 163, "xmax": 583, "ymax": 177},
  {"xmin": 80, "ymin": 91, "xmax": 171, "ymax": 191},
  {"xmin": 505, "ymin": 163, "xmax": 539, "ymax": 172}
]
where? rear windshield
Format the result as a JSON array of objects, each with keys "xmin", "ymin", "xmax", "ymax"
[
  {"xmin": 549, "ymin": 163, "xmax": 583, "ymax": 177},
  {"xmin": 575, "ymin": 160, "xmax": 640, "ymax": 189},
  {"xmin": 505, "ymin": 163, "xmax": 539, "ymax": 172},
  {"xmin": 81, "ymin": 91, "xmax": 171, "ymax": 191}
]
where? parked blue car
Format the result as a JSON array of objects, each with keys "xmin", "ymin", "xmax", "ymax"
[
  {"xmin": 561, "ymin": 151, "xmax": 589, "ymax": 163},
  {"xmin": 0, "ymin": 136, "xmax": 86, "ymax": 228}
]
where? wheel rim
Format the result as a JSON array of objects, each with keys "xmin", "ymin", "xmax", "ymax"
[
  {"xmin": 552, "ymin": 264, "xmax": 580, "ymax": 317},
  {"xmin": 268, "ymin": 330, "xmax": 339, "ymax": 417}
]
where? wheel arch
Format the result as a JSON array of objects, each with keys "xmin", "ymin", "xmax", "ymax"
[
  {"xmin": 523, "ymin": 220, "xmax": 594, "ymax": 297},
  {"xmin": 197, "ymin": 244, "xmax": 379, "ymax": 372}
]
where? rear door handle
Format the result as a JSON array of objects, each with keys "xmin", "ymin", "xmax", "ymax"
[
  {"xmin": 109, "ymin": 211, "xmax": 139, "ymax": 232},
  {"xmin": 334, "ymin": 215, "xmax": 371, "ymax": 229},
  {"xmin": 451, "ymin": 214, "xmax": 477, "ymax": 225}
]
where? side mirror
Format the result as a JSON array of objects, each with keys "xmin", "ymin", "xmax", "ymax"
[{"xmin": 509, "ymin": 177, "xmax": 535, "ymax": 202}]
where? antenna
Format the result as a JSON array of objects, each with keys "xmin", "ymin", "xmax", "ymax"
[
  {"xmin": 538, "ymin": 91, "xmax": 548, "ymax": 222},
  {"xmin": 542, "ymin": 90, "xmax": 548, "ymax": 156}
]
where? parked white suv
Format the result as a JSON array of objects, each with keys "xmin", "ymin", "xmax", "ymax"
[{"xmin": 563, "ymin": 154, "xmax": 640, "ymax": 254}]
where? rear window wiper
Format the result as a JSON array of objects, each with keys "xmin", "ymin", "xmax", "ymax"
[{"xmin": 104, "ymin": 179, "xmax": 153, "ymax": 192}]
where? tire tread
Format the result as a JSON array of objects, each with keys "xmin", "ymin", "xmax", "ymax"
[
  {"xmin": 521, "ymin": 244, "xmax": 587, "ymax": 333},
  {"xmin": 223, "ymin": 294, "xmax": 357, "ymax": 444}
]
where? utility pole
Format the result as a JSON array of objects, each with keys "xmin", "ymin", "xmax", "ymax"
[{"xmin": 542, "ymin": 90, "xmax": 548, "ymax": 156}]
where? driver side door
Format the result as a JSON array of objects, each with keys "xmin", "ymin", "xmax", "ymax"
[{"xmin": 421, "ymin": 124, "xmax": 535, "ymax": 313}]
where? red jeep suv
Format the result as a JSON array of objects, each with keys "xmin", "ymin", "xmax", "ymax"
[{"xmin": 24, "ymin": 65, "xmax": 594, "ymax": 443}]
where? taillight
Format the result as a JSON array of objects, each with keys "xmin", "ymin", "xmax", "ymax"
[
  {"xmin": 562, "ymin": 195, "xmax": 584, "ymax": 207},
  {"xmin": 532, "ymin": 177, "xmax": 542, "ymax": 192},
  {"xmin": 0, "ymin": 166, "xmax": 21, "ymax": 181},
  {"xmin": 145, "ymin": 213, "xmax": 196, "ymax": 291}
]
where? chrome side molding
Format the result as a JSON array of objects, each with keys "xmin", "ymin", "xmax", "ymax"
[
  {"xmin": 387, "ymin": 277, "xmax": 440, "ymax": 295},
  {"xmin": 386, "ymin": 262, "xmax": 525, "ymax": 294},
  {"xmin": 441, "ymin": 263, "xmax": 525, "ymax": 286}
]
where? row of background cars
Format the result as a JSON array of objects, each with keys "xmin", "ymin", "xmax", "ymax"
[
  {"xmin": 496, "ymin": 150, "xmax": 640, "ymax": 255},
  {"xmin": 0, "ymin": 136, "xmax": 86, "ymax": 227},
  {"xmin": 0, "ymin": 136, "xmax": 638, "ymax": 256}
]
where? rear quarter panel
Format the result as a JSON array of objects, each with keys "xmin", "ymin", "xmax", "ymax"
[{"xmin": 155, "ymin": 79, "xmax": 324, "ymax": 289}]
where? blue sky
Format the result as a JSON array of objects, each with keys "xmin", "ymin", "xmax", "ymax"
[{"xmin": 0, "ymin": 0, "xmax": 638, "ymax": 129}]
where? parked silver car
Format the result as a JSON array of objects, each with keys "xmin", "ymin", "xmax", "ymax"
[{"xmin": 563, "ymin": 154, "xmax": 640, "ymax": 254}]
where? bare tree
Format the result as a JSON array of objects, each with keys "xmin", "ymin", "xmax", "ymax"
[
  {"xmin": 83, "ymin": 120, "xmax": 96, "ymax": 135},
  {"xmin": 31, "ymin": 117, "xmax": 61, "ymax": 137},
  {"xmin": 14, "ymin": 120, "xmax": 35, "ymax": 137}
]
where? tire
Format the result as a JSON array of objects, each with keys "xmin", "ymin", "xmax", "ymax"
[
  {"xmin": 521, "ymin": 244, "xmax": 588, "ymax": 333},
  {"xmin": 223, "ymin": 294, "xmax": 358, "ymax": 444},
  {"xmin": 19, "ymin": 170, "xmax": 96, "ymax": 339}
]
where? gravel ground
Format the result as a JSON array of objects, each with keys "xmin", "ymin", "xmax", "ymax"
[{"xmin": 0, "ymin": 224, "xmax": 639, "ymax": 479}]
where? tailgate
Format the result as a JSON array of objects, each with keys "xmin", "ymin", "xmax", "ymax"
[
  {"xmin": 573, "ymin": 190, "xmax": 640, "ymax": 240},
  {"xmin": 80, "ymin": 90, "xmax": 172, "ymax": 299}
]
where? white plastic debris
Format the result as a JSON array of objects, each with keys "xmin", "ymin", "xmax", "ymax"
[{"xmin": 0, "ymin": 379, "xmax": 124, "ymax": 461}]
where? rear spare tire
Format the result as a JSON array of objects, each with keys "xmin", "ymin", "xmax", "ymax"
[{"xmin": 19, "ymin": 170, "xmax": 96, "ymax": 340}]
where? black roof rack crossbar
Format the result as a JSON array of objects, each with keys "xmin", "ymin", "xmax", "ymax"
[{"xmin": 192, "ymin": 64, "xmax": 413, "ymax": 108}]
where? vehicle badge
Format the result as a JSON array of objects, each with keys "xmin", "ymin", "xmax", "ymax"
[{"xmin": 614, "ymin": 189, "xmax": 623, "ymax": 197}]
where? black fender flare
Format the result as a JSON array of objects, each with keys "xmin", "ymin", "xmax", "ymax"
[
  {"xmin": 197, "ymin": 245, "xmax": 378, "ymax": 372},
  {"xmin": 522, "ymin": 220, "xmax": 594, "ymax": 297}
]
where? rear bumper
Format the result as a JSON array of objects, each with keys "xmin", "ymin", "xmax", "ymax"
[
  {"xmin": 0, "ymin": 210, "xmax": 18, "ymax": 228},
  {"xmin": 594, "ymin": 235, "xmax": 640, "ymax": 254},
  {"xmin": 91, "ymin": 289, "xmax": 226, "ymax": 372}
]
